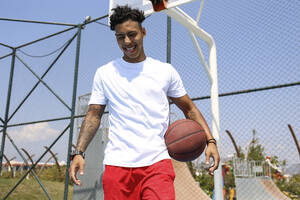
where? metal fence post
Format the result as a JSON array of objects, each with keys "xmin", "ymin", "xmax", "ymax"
[
  {"xmin": 0, "ymin": 49, "xmax": 16, "ymax": 173},
  {"xmin": 167, "ymin": 16, "xmax": 171, "ymax": 64},
  {"xmin": 64, "ymin": 25, "xmax": 82, "ymax": 200}
]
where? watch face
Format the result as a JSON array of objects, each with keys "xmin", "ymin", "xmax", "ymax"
[{"xmin": 70, "ymin": 150, "xmax": 85, "ymax": 160}]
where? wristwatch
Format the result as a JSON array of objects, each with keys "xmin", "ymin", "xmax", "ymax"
[{"xmin": 70, "ymin": 149, "xmax": 85, "ymax": 161}]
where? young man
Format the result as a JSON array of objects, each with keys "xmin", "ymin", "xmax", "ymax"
[{"xmin": 69, "ymin": 5, "xmax": 220, "ymax": 200}]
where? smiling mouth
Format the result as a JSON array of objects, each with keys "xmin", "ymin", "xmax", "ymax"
[{"xmin": 124, "ymin": 45, "xmax": 137, "ymax": 54}]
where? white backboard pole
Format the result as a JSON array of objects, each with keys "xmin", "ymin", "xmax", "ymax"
[{"xmin": 164, "ymin": 7, "xmax": 223, "ymax": 200}]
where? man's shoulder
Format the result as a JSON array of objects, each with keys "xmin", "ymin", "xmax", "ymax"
[
  {"xmin": 96, "ymin": 58, "xmax": 120, "ymax": 73},
  {"xmin": 146, "ymin": 57, "xmax": 173, "ymax": 70},
  {"xmin": 147, "ymin": 57, "xmax": 169, "ymax": 65}
]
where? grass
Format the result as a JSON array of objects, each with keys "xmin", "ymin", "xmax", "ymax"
[{"xmin": 0, "ymin": 177, "xmax": 73, "ymax": 200}]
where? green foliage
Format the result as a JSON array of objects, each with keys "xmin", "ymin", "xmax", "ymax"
[
  {"xmin": 195, "ymin": 172, "xmax": 214, "ymax": 197},
  {"xmin": 0, "ymin": 178, "xmax": 73, "ymax": 200},
  {"xmin": 193, "ymin": 161, "xmax": 236, "ymax": 198},
  {"xmin": 193, "ymin": 162, "xmax": 217, "ymax": 197},
  {"xmin": 224, "ymin": 170, "xmax": 235, "ymax": 189},
  {"xmin": 38, "ymin": 166, "xmax": 65, "ymax": 182},
  {"xmin": 236, "ymin": 129, "xmax": 299, "ymax": 198},
  {"xmin": 270, "ymin": 155, "xmax": 280, "ymax": 165},
  {"xmin": 237, "ymin": 146, "xmax": 245, "ymax": 159},
  {"xmin": 1, "ymin": 166, "xmax": 73, "ymax": 185},
  {"xmin": 286, "ymin": 174, "xmax": 300, "ymax": 196},
  {"xmin": 248, "ymin": 144, "xmax": 265, "ymax": 161},
  {"xmin": 1, "ymin": 171, "xmax": 14, "ymax": 179},
  {"xmin": 190, "ymin": 128, "xmax": 299, "ymax": 199},
  {"xmin": 276, "ymin": 174, "xmax": 300, "ymax": 198},
  {"xmin": 186, "ymin": 161, "xmax": 196, "ymax": 178},
  {"xmin": 247, "ymin": 129, "xmax": 265, "ymax": 161},
  {"xmin": 187, "ymin": 161, "xmax": 215, "ymax": 197}
]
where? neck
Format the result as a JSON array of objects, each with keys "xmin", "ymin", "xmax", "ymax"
[{"xmin": 123, "ymin": 52, "xmax": 146, "ymax": 63}]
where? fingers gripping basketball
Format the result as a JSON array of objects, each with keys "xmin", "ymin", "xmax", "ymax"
[{"xmin": 164, "ymin": 119, "xmax": 207, "ymax": 162}]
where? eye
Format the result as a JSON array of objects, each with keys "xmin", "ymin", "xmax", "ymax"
[
  {"xmin": 116, "ymin": 34, "xmax": 125, "ymax": 40},
  {"xmin": 128, "ymin": 32, "xmax": 137, "ymax": 38}
]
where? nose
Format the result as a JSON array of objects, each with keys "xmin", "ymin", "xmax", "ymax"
[{"xmin": 124, "ymin": 35, "xmax": 131, "ymax": 44}]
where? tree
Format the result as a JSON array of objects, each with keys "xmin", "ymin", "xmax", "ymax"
[
  {"xmin": 194, "ymin": 162, "xmax": 214, "ymax": 197},
  {"xmin": 247, "ymin": 129, "xmax": 265, "ymax": 161},
  {"xmin": 237, "ymin": 146, "xmax": 245, "ymax": 159},
  {"xmin": 277, "ymin": 174, "xmax": 300, "ymax": 198},
  {"xmin": 286, "ymin": 174, "xmax": 300, "ymax": 196}
]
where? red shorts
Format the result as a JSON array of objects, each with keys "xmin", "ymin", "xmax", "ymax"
[{"xmin": 102, "ymin": 159, "xmax": 175, "ymax": 200}]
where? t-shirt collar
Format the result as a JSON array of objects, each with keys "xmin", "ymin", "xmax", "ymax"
[{"xmin": 119, "ymin": 57, "xmax": 149, "ymax": 69}]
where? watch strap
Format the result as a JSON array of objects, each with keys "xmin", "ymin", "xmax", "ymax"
[{"xmin": 70, "ymin": 149, "xmax": 85, "ymax": 160}]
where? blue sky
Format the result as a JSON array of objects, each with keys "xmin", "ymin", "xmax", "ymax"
[{"xmin": 0, "ymin": 0, "xmax": 299, "ymax": 166}]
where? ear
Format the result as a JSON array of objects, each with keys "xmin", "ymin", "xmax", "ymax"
[{"xmin": 142, "ymin": 27, "xmax": 146, "ymax": 37}]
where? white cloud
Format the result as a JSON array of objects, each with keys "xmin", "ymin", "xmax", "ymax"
[{"xmin": 9, "ymin": 123, "xmax": 59, "ymax": 142}]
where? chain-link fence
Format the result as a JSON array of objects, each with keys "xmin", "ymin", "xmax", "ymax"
[{"xmin": 168, "ymin": 0, "xmax": 300, "ymax": 199}]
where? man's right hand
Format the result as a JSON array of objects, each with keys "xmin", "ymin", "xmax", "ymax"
[
  {"xmin": 69, "ymin": 155, "xmax": 85, "ymax": 186},
  {"xmin": 69, "ymin": 104, "xmax": 105, "ymax": 186}
]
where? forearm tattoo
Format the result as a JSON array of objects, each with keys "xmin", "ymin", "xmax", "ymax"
[{"xmin": 76, "ymin": 105, "xmax": 104, "ymax": 152}]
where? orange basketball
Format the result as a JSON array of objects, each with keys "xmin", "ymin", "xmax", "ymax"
[{"xmin": 164, "ymin": 119, "xmax": 207, "ymax": 162}]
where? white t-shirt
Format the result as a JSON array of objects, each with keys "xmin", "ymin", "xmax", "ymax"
[{"xmin": 89, "ymin": 57, "xmax": 186, "ymax": 167}]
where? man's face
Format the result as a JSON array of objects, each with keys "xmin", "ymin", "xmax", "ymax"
[{"xmin": 115, "ymin": 19, "xmax": 146, "ymax": 63}]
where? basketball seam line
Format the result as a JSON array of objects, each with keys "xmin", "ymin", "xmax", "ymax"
[
  {"xmin": 165, "ymin": 120, "xmax": 193, "ymax": 137},
  {"xmin": 167, "ymin": 130, "xmax": 205, "ymax": 146},
  {"xmin": 171, "ymin": 145, "xmax": 205, "ymax": 156}
]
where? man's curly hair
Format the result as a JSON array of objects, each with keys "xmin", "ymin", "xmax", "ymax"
[{"xmin": 110, "ymin": 5, "xmax": 145, "ymax": 31}]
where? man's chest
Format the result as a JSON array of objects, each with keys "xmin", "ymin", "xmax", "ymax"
[{"xmin": 104, "ymin": 69, "xmax": 170, "ymax": 102}]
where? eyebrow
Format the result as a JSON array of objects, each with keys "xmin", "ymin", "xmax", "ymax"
[
  {"xmin": 115, "ymin": 33, "xmax": 124, "ymax": 36},
  {"xmin": 115, "ymin": 31, "xmax": 137, "ymax": 36}
]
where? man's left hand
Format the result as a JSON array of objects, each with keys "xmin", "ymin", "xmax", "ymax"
[{"xmin": 205, "ymin": 143, "xmax": 220, "ymax": 176}]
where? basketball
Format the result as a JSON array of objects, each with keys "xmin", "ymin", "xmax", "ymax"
[{"xmin": 164, "ymin": 119, "xmax": 207, "ymax": 162}]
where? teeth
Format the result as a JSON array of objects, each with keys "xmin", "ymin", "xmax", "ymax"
[{"xmin": 126, "ymin": 47, "xmax": 134, "ymax": 50}]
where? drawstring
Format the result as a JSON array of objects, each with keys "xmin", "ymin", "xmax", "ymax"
[{"xmin": 130, "ymin": 168, "xmax": 134, "ymax": 182}]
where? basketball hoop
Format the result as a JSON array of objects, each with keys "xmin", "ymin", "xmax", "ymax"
[
  {"xmin": 149, "ymin": 0, "xmax": 168, "ymax": 11},
  {"xmin": 109, "ymin": 0, "xmax": 196, "ymax": 17}
]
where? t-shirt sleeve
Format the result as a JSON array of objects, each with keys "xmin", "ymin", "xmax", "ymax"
[
  {"xmin": 88, "ymin": 69, "xmax": 107, "ymax": 105},
  {"xmin": 167, "ymin": 65, "xmax": 187, "ymax": 98}
]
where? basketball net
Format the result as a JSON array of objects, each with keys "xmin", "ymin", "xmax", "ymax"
[{"xmin": 109, "ymin": 1, "xmax": 223, "ymax": 199}]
